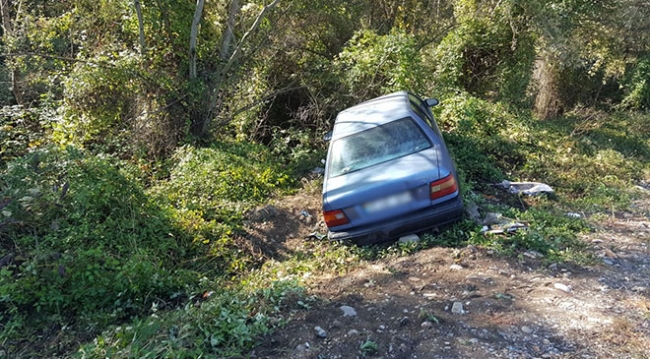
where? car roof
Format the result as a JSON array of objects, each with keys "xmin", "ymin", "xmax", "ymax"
[{"xmin": 332, "ymin": 91, "xmax": 413, "ymax": 140}]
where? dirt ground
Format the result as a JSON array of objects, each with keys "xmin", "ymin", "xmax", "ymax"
[{"xmin": 245, "ymin": 186, "xmax": 650, "ymax": 359}]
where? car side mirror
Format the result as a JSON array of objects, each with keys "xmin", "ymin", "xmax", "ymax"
[
  {"xmin": 323, "ymin": 131, "xmax": 332, "ymax": 142},
  {"xmin": 425, "ymin": 98, "xmax": 439, "ymax": 107}
]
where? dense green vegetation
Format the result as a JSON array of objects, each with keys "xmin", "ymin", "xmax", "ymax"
[{"xmin": 1, "ymin": 0, "xmax": 649, "ymax": 357}]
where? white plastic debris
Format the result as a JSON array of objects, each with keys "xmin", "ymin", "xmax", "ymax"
[
  {"xmin": 480, "ymin": 221, "xmax": 528, "ymax": 235},
  {"xmin": 499, "ymin": 180, "xmax": 554, "ymax": 196}
]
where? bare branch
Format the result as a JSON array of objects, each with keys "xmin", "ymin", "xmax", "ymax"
[{"xmin": 221, "ymin": 0, "xmax": 280, "ymax": 77}]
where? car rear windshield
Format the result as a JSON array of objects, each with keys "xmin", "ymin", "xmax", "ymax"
[{"xmin": 328, "ymin": 117, "xmax": 432, "ymax": 177}]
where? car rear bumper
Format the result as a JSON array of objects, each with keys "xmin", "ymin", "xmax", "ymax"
[{"xmin": 327, "ymin": 195, "xmax": 464, "ymax": 245}]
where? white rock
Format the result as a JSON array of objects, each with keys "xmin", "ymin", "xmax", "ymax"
[
  {"xmin": 340, "ymin": 305, "xmax": 357, "ymax": 317},
  {"xmin": 554, "ymin": 283, "xmax": 572, "ymax": 293},
  {"xmin": 524, "ymin": 250, "xmax": 544, "ymax": 259},
  {"xmin": 398, "ymin": 234, "xmax": 420, "ymax": 243},
  {"xmin": 521, "ymin": 326, "xmax": 533, "ymax": 334},
  {"xmin": 450, "ymin": 264, "xmax": 464, "ymax": 270},
  {"xmin": 347, "ymin": 329, "xmax": 359, "ymax": 336},
  {"xmin": 451, "ymin": 302, "xmax": 465, "ymax": 315},
  {"xmin": 421, "ymin": 321, "xmax": 433, "ymax": 329},
  {"xmin": 314, "ymin": 326, "xmax": 327, "ymax": 338}
]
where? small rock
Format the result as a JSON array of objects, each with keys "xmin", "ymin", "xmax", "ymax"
[
  {"xmin": 469, "ymin": 338, "xmax": 479, "ymax": 345},
  {"xmin": 421, "ymin": 321, "xmax": 433, "ymax": 329},
  {"xmin": 450, "ymin": 264, "xmax": 464, "ymax": 270},
  {"xmin": 521, "ymin": 326, "xmax": 533, "ymax": 334},
  {"xmin": 295, "ymin": 344, "xmax": 308, "ymax": 352},
  {"xmin": 451, "ymin": 302, "xmax": 465, "ymax": 315},
  {"xmin": 314, "ymin": 326, "xmax": 327, "ymax": 338},
  {"xmin": 554, "ymin": 283, "xmax": 572, "ymax": 293},
  {"xmin": 566, "ymin": 212, "xmax": 582, "ymax": 218},
  {"xmin": 347, "ymin": 329, "xmax": 359, "ymax": 336},
  {"xmin": 340, "ymin": 305, "xmax": 357, "ymax": 317},
  {"xmin": 399, "ymin": 317, "xmax": 411, "ymax": 327},
  {"xmin": 398, "ymin": 234, "xmax": 420, "ymax": 243},
  {"xmin": 603, "ymin": 258, "xmax": 614, "ymax": 265},
  {"xmin": 548, "ymin": 263, "xmax": 558, "ymax": 271},
  {"xmin": 524, "ymin": 250, "xmax": 544, "ymax": 259}
]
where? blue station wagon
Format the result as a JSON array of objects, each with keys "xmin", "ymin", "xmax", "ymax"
[{"xmin": 322, "ymin": 91, "xmax": 463, "ymax": 245}]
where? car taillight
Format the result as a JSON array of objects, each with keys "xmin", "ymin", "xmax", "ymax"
[
  {"xmin": 323, "ymin": 209, "xmax": 349, "ymax": 227},
  {"xmin": 430, "ymin": 174, "xmax": 458, "ymax": 200}
]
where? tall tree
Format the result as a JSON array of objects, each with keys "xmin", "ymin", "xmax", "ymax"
[{"xmin": 0, "ymin": 0, "xmax": 22, "ymax": 105}]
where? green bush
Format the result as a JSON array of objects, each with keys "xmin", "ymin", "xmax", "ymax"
[
  {"xmin": 334, "ymin": 29, "xmax": 428, "ymax": 101},
  {"xmin": 157, "ymin": 142, "xmax": 291, "ymax": 215},
  {"xmin": 151, "ymin": 141, "xmax": 294, "ymax": 272},
  {"xmin": 431, "ymin": 13, "xmax": 535, "ymax": 103},
  {"xmin": 0, "ymin": 147, "xmax": 199, "ymax": 351},
  {"xmin": 621, "ymin": 56, "xmax": 650, "ymax": 111},
  {"xmin": 436, "ymin": 93, "xmax": 533, "ymax": 185},
  {"xmin": 0, "ymin": 106, "xmax": 52, "ymax": 169},
  {"xmin": 1, "ymin": 147, "xmax": 181, "ymax": 254},
  {"xmin": 77, "ymin": 280, "xmax": 304, "ymax": 358}
]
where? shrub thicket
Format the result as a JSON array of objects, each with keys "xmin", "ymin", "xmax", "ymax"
[{"xmin": 0, "ymin": 141, "xmax": 296, "ymax": 356}]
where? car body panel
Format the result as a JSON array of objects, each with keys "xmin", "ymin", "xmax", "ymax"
[{"xmin": 322, "ymin": 91, "xmax": 463, "ymax": 244}]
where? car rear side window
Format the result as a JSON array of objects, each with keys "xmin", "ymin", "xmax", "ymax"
[{"xmin": 328, "ymin": 118, "xmax": 432, "ymax": 177}]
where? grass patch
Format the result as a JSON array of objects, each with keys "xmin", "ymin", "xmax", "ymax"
[{"xmin": 77, "ymin": 280, "xmax": 305, "ymax": 358}]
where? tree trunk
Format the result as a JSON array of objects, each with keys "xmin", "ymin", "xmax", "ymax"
[
  {"xmin": 134, "ymin": 0, "xmax": 146, "ymax": 55},
  {"xmin": 532, "ymin": 55, "xmax": 561, "ymax": 120},
  {"xmin": 0, "ymin": 0, "xmax": 22, "ymax": 105},
  {"xmin": 189, "ymin": 0, "xmax": 205, "ymax": 79},
  {"xmin": 220, "ymin": 0, "xmax": 239, "ymax": 60},
  {"xmin": 191, "ymin": 0, "xmax": 280, "ymax": 139}
]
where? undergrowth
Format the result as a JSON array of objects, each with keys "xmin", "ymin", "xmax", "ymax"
[
  {"xmin": 1, "ymin": 94, "xmax": 649, "ymax": 357},
  {"xmin": 0, "ymin": 141, "xmax": 300, "ymax": 358}
]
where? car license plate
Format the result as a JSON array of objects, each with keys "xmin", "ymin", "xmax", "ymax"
[{"xmin": 363, "ymin": 191, "xmax": 412, "ymax": 214}]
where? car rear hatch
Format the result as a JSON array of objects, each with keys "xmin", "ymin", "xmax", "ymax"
[{"xmin": 323, "ymin": 147, "xmax": 451, "ymax": 230}]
